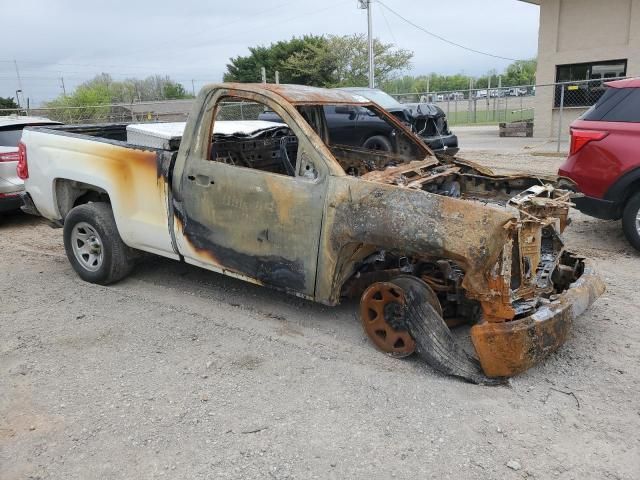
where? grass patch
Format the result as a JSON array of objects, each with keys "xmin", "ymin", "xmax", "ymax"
[{"xmin": 445, "ymin": 108, "xmax": 534, "ymax": 126}]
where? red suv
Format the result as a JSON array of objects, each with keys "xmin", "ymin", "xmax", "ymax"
[{"xmin": 558, "ymin": 78, "xmax": 640, "ymax": 250}]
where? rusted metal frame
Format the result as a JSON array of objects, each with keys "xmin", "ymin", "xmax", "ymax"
[
  {"xmin": 471, "ymin": 260, "xmax": 605, "ymax": 377},
  {"xmin": 405, "ymin": 167, "xmax": 461, "ymax": 189},
  {"xmin": 359, "ymin": 160, "xmax": 453, "ymax": 185},
  {"xmin": 316, "ymin": 176, "xmax": 517, "ymax": 306},
  {"xmin": 330, "ymin": 144, "xmax": 413, "ymax": 176}
]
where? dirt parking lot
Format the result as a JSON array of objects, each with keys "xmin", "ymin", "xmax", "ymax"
[{"xmin": 1, "ymin": 129, "xmax": 639, "ymax": 479}]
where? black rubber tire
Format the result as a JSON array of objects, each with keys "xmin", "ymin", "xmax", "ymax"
[
  {"xmin": 362, "ymin": 135, "xmax": 392, "ymax": 152},
  {"xmin": 622, "ymin": 192, "xmax": 640, "ymax": 252},
  {"xmin": 63, "ymin": 203, "xmax": 134, "ymax": 285},
  {"xmin": 392, "ymin": 275, "xmax": 504, "ymax": 386}
]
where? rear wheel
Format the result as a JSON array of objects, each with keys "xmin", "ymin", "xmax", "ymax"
[
  {"xmin": 622, "ymin": 192, "xmax": 640, "ymax": 251},
  {"xmin": 362, "ymin": 135, "xmax": 392, "ymax": 152},
  {"xmin": 63, "ymin": 202, "xmax": 134, "ymax": 285}
]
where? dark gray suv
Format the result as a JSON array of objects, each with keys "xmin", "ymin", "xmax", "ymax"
[{"xmin": 259, "ymin": 87, "xmax": 459, "ymax": 156}]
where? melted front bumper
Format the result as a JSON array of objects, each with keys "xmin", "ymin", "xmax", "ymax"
[{"xmin": 470, "ymin": 261, "xmax": 605, "ymax": 378}]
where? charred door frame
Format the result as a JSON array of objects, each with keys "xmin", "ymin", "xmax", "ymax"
[{"xmin": 171, "ymin": 87, "xmax": 335, "ymax": 298}]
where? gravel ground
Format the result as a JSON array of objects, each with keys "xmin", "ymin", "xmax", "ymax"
[{"xmin": 1, "ymin": 144, "xmax": 639, "ymax": 479}]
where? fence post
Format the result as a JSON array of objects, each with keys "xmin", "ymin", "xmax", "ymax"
[
  {"xmin": 520, "ymin": 95, "xmax": 523, "ymax": 121},
  {"xmin": 454, "ymin": 95, "xmax": 458, "ymax": 124},
  {"xmin": 557, "ymin": 84, "xmax": 565, "ymax": 152},
  {"xmin": 504, "ymin": 94, "xmax": 509, "ymax": 122},
  {"xmin": 487, "ymin": 77, "xmax": 491, "ymax": 123},
  {"xmin": 468, "ymin": 79, "xmax": 473, "ymax": 124}
]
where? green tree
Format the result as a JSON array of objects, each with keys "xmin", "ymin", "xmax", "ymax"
[
  {"xmin": 0, "ymin": 96, "xmax": 19, "ymax": 114},
  {"xmin": 380, "ymin": 58, "xmax": 537, "ymax": 95},
  {"xmin": 322, "ymin": 34, "xmax": 412, "ymax": 87},
  {"xmin": 44, "ymin": 73, "xmax": 193, "ymax": 122},
  {"xmin": 223, "ymin": 34, "xmax": 413, "ymax": 87},
  {"xmin": 163, "ymin": 81, "xmax": 188, "ymax": 99},
  {"xmin": 224, "ymin": 35, "xmax": 331, "ymax": 84},
  {"xmin": 503, "ymin": 59, "xmax": 537, "ymax": 86}
]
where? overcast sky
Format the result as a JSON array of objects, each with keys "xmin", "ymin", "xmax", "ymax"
[{"xmin": 1, "ymin": 0, "xmax": 539, "ymax": 105}]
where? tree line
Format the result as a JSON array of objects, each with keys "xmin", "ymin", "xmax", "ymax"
[
  {"xmin": 381, "ymin": 60, "xmax": 537, "ymax": 94},
  {"xmin": 224, "ymin": 35, "xmax": 536, "ymax": 93},
  {"xmin": 46, "ymin": 73, "xmax": 193, "ymax": 108},
  {"xmin": 3, "ymin": 35, "xmax": 536, "ymax": 120},
  {"xmin": 224, "ymin": 34, "xmax": 413, "ymax": 88}
]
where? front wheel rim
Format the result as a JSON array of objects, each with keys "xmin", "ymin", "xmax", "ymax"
[
  {"xmin": 635, "ymin": 209, "xmax": 640, "ymax": 237},
  {"xmin": 360, "ymin": 282, "xmax": 416, "ymax": 358},
  {"xmin": 71, "ymin": 222, "xmax": 104, "ymax": 272}
]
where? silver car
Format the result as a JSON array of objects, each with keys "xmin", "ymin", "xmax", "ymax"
[{"xmin": 0, "ymin": 116, "xmax": 60, "ymax": 213}]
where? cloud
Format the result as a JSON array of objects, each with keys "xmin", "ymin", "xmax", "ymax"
[{"xmin": 0, "ymin": 0, "xmax": 538, "ymax": 105}]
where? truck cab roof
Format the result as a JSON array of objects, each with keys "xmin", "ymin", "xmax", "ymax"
[{"xmin": 213, "ymin": 83, "xmax": 371, "ymax": 105}]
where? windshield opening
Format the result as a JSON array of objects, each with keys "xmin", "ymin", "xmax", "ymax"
[
  {"xmin": 303, "ymin": 104, "xmax": 429, "ymax": 176},
  {"xmin": 346, "ymin": 89, "xmax": 403, "ymax": 110},
  {"xmin": 257, "ymin": 101, "xmax": 431, "ymax": 176}
]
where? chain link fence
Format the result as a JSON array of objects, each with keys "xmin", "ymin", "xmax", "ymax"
[
  {"xmin": 393, "ymin": 77, "xmax": 626, "ymax": 150},
  {"xmin": 0, "ymin": 99, "xmax": 267, "ymax": 125},
  {"xmin": 392, "ymin": 86, "xmax": 536, "ymax": 127},
  {"xmin": 215, "ymin": 101, "xmax": 264, "ymax": 121},
  {"xmin": 0, "ymin": 78, "xmax": 626, "ymax": 152}
]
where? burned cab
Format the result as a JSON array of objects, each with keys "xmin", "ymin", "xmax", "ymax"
[{"xmin": 21, "ymin": 83, "xmax": 605, "ymax": 383}]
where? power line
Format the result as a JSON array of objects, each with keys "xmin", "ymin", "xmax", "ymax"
[
  {"xmin": 377, "ymin": 1, "xmax": 521, "ymax": 62},
  {"xmin": 379, "ymin": 3, "xmax": 398, "ymax": 45}
]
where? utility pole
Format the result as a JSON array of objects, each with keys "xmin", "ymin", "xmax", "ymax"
[
  {"xmin": 191, "ymin": 79, "xmax": 196, "ymax": 97},
  {"xmin": 275, "ymin": 70, "xmax": 280, "ymax": 84},
  {"xmin": 358, "ymin": 0, "xmax": 374, "ymax": 88},
  {"xmin": 60, "ymin": 77, "xmax": 67, "ymax": 96},
  {"xmin": 14, "ymin": 60, "xmax": 23, "ymax": 107},
  {"xmin": 261, "ymin": 67, "xmax": 267, "ymax": 84}
]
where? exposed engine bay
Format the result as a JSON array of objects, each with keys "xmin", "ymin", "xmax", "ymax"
[{"xmin": 336, "ymin": 152, "xmax": 579, "ymax": 324}]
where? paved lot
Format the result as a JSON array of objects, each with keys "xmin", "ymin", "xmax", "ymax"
[
  {"xmin": 1, "ymin": 134, "xmax": 639, "ymax": 479},
  {"xmin": 455, "ymin": 125, "xmax": 568, "ymax": 155}
]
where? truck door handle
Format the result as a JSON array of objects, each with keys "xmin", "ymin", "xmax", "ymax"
[{"xmin": 187, "ymin": 174, "xmax": 215, "ymax": 186}]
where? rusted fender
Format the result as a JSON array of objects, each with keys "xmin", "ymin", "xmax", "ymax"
[
  {"xmin": 470, "ymin": 261, "xmax": 606, "ymax": 378},
  {"xmin": 315, "ymin": 175, "xmax": 517, "ymax": 304}
]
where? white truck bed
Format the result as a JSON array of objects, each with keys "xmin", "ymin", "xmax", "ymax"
[{"xmin": 126, "ymin": 120, "xmax": 286, "ymax": 150}]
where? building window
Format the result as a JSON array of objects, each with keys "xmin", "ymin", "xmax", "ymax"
[{"xmin": 554, "ymin": 59, "xmax": 627, "ymax": 107}]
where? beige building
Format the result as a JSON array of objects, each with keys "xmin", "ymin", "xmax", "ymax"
[{"xmin": 522, "ymin": 0, "xmax": 640, "ymax": 137}]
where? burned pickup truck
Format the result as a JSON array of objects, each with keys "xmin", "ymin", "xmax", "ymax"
[{"xmin": 19, "ymin": 83, "xmax": 604, "ymax": 382}]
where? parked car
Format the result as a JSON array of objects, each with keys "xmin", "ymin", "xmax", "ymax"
[
  {"xmin": 558, "ymin": 77, "xmax": 640, "ymax": 250},
  {"xmin": 259, "ymin": 87, "xmax": 459, "ymax": 155},
  {"xmin": 507, "ymin": 88, "xmax": 528, "ymax": 97},
  {"xmin": 475, "ymin": 90, "xmax": 488, "ymax": 99},
  {"xmin": 447, "ymin": 92, "xmax": 465, "ymax": 101},
  {"xmin": 19, "ymin": 83, "xmax": 603, "ymax": 381},
  {"xmin": 0, "ymin": 116, "xmax": 60, "ymax": 214}
]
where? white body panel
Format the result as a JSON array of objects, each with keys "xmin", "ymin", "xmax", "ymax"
[
  {"xmin": 125, "ymin": 120, "xmax": 287, "ymax": 150},
  {"xmin": 22, "ymin": 129, "xmax": 177, "ymax": 259},
  {"xmin": 0, "ymin": 147, "xmax": 22, "ymax": 195}
]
